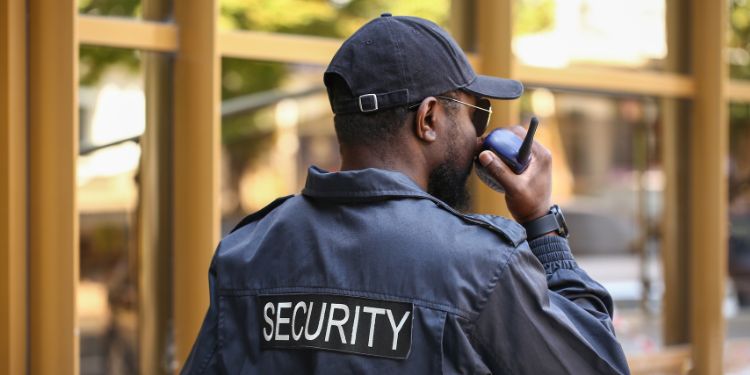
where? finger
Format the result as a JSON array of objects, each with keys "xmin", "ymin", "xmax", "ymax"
[
  {"xmin": 477, "ymin": 150, "xmax": 520, "ymax": 193},
  {"xmin": 508, "ymin": 125, "xmax": 527, "ymax": 139},
  {"xmin": 528, "ymin": 139, "xmax": 552, "ymax": 167}
]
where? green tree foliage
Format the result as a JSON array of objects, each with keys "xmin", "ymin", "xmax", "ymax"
[
  {"xmin": 78, "ymin": 0, "xmax": 451, "ymax": 98},
  {"xmin": 219, "ymin": 0, "xmax": 448, "ymax": 37},
  {"xmin": 730, "ymin": 0, "xmax": 750, "ymax": 80},
  {"xmin": 79, "ymin": 0, "xmax": 140, "ymax": 15},
  {"xmin": 514, "ymin": 0, "xmax": 555, "ymax": 36},
  {"xmin": 78, "ymin": 0, "xmax": 141, "ymax": 85}
]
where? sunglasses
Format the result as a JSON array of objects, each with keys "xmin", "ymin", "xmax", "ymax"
[{"xmin": 409, "ymin": 96, "xmax": 493, "ymax": 136}]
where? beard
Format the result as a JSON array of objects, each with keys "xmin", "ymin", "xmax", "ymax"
[
  {"xmin": 427, "ymin": 124, "xmax": 474, "ymax": 211},
  {"xmin": 427, "ymin": 161, "xmax": 472, "ymax": 211}
]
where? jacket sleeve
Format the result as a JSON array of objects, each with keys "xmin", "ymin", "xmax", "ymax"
[
  {"xmin": 468, "ymin": 235, "xmax": 630, "ymax": 374},
  {"xmin": 181, "ymin": 259, "xmax": 220, "ymax": 374}
]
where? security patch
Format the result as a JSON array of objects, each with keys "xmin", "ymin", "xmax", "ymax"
[{"xmin": 257, "ymin": 294, "xmax": 413, "ymax": 359}]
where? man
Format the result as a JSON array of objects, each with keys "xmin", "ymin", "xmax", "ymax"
[{"xmin": 183, "ymin": 14, "xmax": 630, "ymax": 374}]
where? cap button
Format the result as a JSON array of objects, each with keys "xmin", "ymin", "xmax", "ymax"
[{"xmin": 380, "ymin": 12, "xmax": 392, "ymax": 17}]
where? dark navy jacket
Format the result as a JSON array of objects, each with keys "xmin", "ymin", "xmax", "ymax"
[{"xmin": 182, "ymin": 166, "xmax": 630, "ymax": 374}]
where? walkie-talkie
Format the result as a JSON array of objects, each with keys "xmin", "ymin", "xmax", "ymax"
[{"xmin": 475, "ymin": 117, "xmax": 539, "ymax": 192}]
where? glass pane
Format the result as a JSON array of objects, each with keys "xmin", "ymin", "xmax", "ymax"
[
  {"xmin": 730, "ymin": 0, "xmax": 750, "ymax": 80},
  {"xmin": 218, "ymin": 0, "xmax": 450, "ymax": 36},
  {"xmin": 78, "ymin": 45, "xmax": 142, "ymax": 374},
  {"xmin": 514, "ymin": 0, "xmax": 669, "ymax": 71},
  {"xmin": 727, "ymin": 102, "xmax": 750, "ymax": 372},
  {"xmin": 520, "ymin": 88, "xmax": 665, "ymax": 354},
  {"xmin": 79, "ymin": 46, "xmax": 173, "ymax": 374},
  {"xmin": 221, "ymin": 59, "xmax": 337, "ymax": 234},
  {"xmin": 79, "ymin": 0, "xmax": 142, "ymax": 18}
]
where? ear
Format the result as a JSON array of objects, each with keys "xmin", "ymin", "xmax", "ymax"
[{"xmin": 414, "ymin": 97, "xmax": 439, "ymax": 143}]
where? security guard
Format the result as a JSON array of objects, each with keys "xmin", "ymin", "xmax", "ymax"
[{"xmin": 182, "ymin": 14, "xmax": 630, "ymax": 374}]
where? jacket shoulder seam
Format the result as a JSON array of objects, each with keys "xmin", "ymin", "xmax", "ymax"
[{"xmin": 229, "ymin": 195, "xmax": 294, "ymax": 233}]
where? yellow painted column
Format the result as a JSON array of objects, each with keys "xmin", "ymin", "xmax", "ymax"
[
  {"xmin": 449, "ymin": 0, "xmax": 473, "ymax": 48},
  {"xmin": 689, "ymin": 0, "xmax": 728, "ymax": 373},
  {"xmin": 1, "ymin": 0, "xmax": 28, "ymax": 373},
  {"xmin": 661, "ymin": 99, "xmax": 692, "ymax": 346},
  {"xmin": 173, "ymin": 0, "xmax": 220, "ymax": 370},
  {"xmin": 474, "ymin": 0, "xmax": 517, "ymax": 216},
  {"xmin": 28, "ymin": 0, "xmax": 79, "ymax": 374},
  {"xmin": 661, "ymin": 0, "xmax": 690, "ymax": 346}
]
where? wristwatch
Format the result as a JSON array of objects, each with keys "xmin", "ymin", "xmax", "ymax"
[{"xmin": 521, "ymin": 204, "xmax": 569, "ymax": 240}]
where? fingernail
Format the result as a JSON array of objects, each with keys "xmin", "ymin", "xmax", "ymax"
[{"xmin": 479, "ymin": 151, "xmax": 493, "ymax": 166}]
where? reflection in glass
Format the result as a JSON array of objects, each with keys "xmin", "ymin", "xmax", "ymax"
[
  {"xmin": 727, "ymin": 103, "xmax": 750, "ymax": 373},
  {"xmin": 221, "ymin": 60, "xmax": 338, "ymax": 234},
  {"xmin": 514, "ymin": 0, "xmax": 668, "ymax": 71},
  {"xmin": 79, "ymin": 46, "xmax": 143, "ymax": 375},
  {"xmin": 521, "ymin": 89, "xmax": 664, "ymax": 354},
  {"xmin": 730, "ymin": 103, "xmax": 750, "ymax": 309}
]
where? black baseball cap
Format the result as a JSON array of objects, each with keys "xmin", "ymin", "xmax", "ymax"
[{"xmin": 324, "ymin": 13, "xmax": 523, "ymax": 114}]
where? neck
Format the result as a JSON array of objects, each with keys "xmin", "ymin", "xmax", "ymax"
[{"xmin": 339, "ymin": 144, "xmax": 429, "ymax": 191}]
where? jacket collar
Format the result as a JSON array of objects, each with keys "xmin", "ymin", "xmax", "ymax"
[
  {"xmin": 302, "ymin": 166, "xmax": 430, "ymax": 201},
  {"xmin": 301, "ymin": 166, "xmax": 526, "ymax": 246}
]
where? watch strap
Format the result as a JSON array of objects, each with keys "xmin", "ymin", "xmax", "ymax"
[{"xmin": 522, "ymin": 213, "xmax": 561, "ymax": 241}]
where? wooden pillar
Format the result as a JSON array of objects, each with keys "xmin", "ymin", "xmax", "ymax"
[
  {"xmin": 173, "ymin": 0, "xmax": 220, "ymax": 370},
  {"xmin": 450, "ymin": 0, "xmax": 474, "ymax": 49},
  {"xmin": 28, "ymin": 0, "xmax": 79, "ymax": 374},
  {"xmin": 0, "ymin": 0, "xmax": 28, "ymax": 373},
  {"xmin": 661, "ymin": 0, "xmax": 690, "ymax": 346},
  {"xmin": 688, "ymin": 0, "xmax": 728, "ymax": 373},
  {"xmin": 474, "ymin": 0, "xmax": 518, "ymax": 216}
]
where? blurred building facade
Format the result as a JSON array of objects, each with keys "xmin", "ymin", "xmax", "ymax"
[{"xmin": 2, "ymin": 0, "xmax": 750, "ymax": 374}]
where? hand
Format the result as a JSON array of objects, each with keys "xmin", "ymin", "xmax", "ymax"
[{"xmin": 477, "ymin": 125, "xmax": 552, "ymax": 224}]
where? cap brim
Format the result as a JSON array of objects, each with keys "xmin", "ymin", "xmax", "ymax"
[{"xmin": 463, "ymin": 75, "xmax": 523, "ymax": 100}]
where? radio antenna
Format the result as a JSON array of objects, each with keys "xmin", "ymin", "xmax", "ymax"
[{"xmin": 517, "ymin": 116, "xmax": 538, "ymax": 165}]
